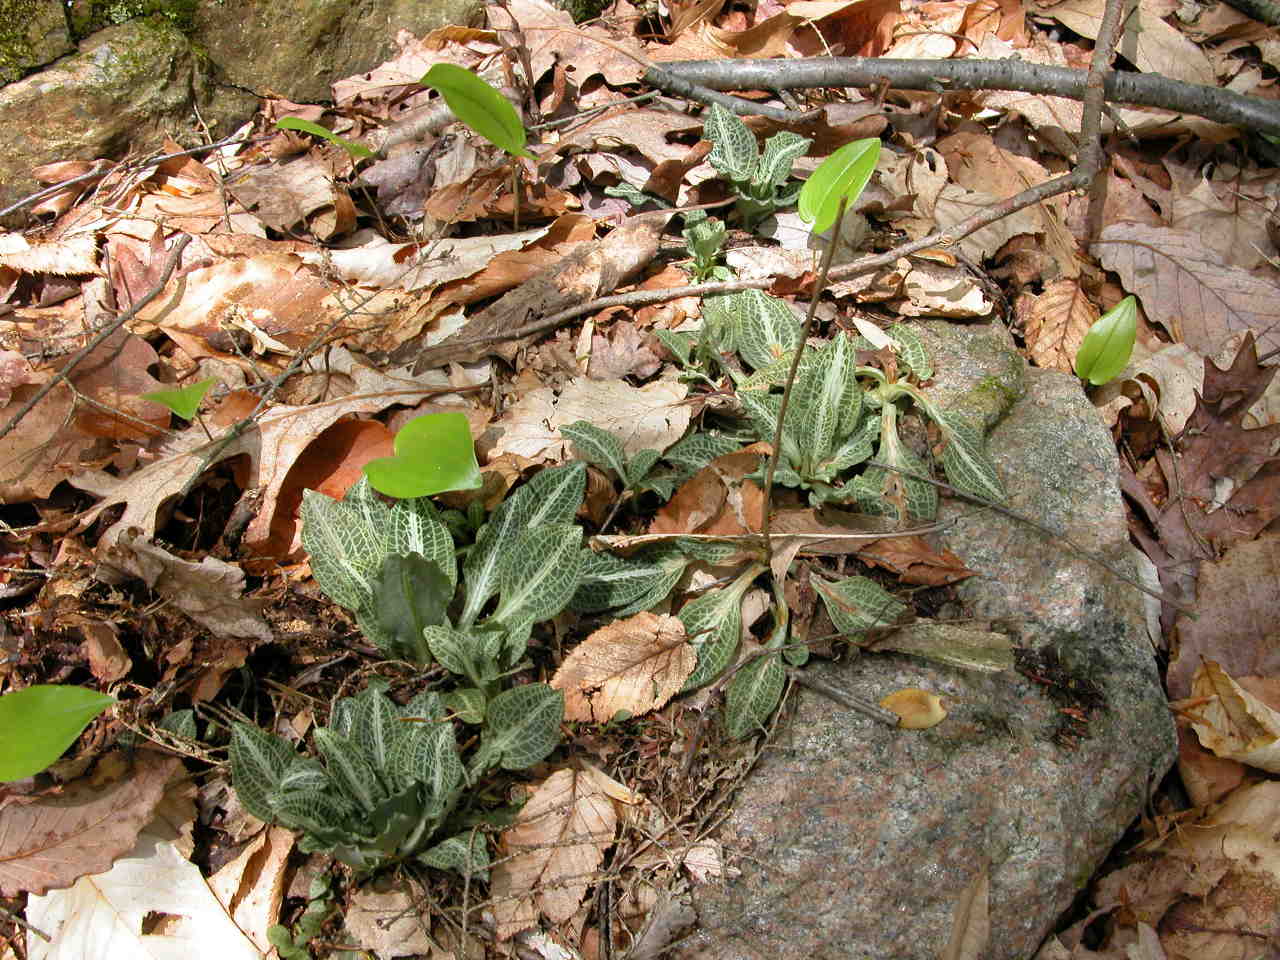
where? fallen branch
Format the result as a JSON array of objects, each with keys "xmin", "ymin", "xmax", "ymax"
[{"xmin": 645, "ymin": 57, "xmax": 1280, "ymax": 136}]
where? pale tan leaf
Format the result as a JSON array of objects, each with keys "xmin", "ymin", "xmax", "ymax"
[
  {"xmin": 552, "ymin": 378, "xmax": 691, "ymax": 460},
  {"xmin": 0, "ymin": 233, "xmax": 100, "ymax": 276},
  {"xmin": 939, "ymin": 865, "xmax": 990, "ymax": 960},
  {"xmin": 1190, "ymin": 661, "xmax": 1280, "ymax": 773},
  {"xmin": 24, "ymin": 822, "xmax": 263, "ymax": 960},
  {"xmin": 1021, "ymin": 279, "xmax": 1097, "ymax": 374},
  {"xmin": 1092, "ymin": 224, "xmax": 1280, "ymax": 356},
  {"xmin": 1038, "ymin": 0, "xmax": 1215, "ymax": 86},
  {"xmin": 552, "ymin": 613, "xmax": 695, "ymax": 723},
  {"xmin": 492, "ymin": 769, "xmax": 618, "ymax": 940},
  {"xmin": 204, "ymin": 827, "xmax": 294, "ymax": 954},
  {"xmin": 345, "ymin": 888, "xmax": 435, "ymax": 959}
]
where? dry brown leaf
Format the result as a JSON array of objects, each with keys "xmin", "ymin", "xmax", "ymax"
[
  {"xmin": 1021, "ymin": 279, "xmax": 1097, "ymax": 374},
  {"xmin": 650, "ymin": 444, "xmax": 768, "ymax": 546},
  {"xmin": 201, "ymin": 826, "xmax": 295, "ymax": 954},
  {"xmin": 345, "ymin": 887, "xmax": 436, "ymax": 958},
  {"xmin": 1175, "ymin": 721, "xmax": 1245, "ymax": 808},
  {"xmin": 0, "ymin": 751, "xmax": 180, "ymax": 897},
  {"xmin": 411, "ymin": 215, "xmax": 668, "ymax": 369},
  {"xmin": 1092, "ymin": 223, "xmax": 1280, "ymax": 356},
  {"xmin": 1189, "ymin": 661, "xmax": 1280, "ymax": 773},
  {"xmin": 880, "ymin": 688, "xmax": 947, "ymax": 728},
  {"xmin": 552, "ymin": 612, "xmax": 695, "ymax": 723},
  {"xmin": 0, "ymin": 233, "xmax": 101, "ymax": 276},
  {"xmin": 492, "ymin": 769, "xmax": 618, "ymax": 940}
]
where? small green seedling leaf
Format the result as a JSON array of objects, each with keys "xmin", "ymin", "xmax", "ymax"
[
  {"xmin": 364, "ymin": 412, "xmax": 483, "ymax": 499},
  {"xmin": 1075, "ymin": 295, "xmax": 1137, "ymax": 386},
  {"xmin": 799, "ymin": 138, "xmax": 882, "ymax": 234},
  {"xmin": 275, "ymin": 117, "xmax": 374, "ymax": 159},
  {"xmin": 0, "ymin": 685, "xmax": 115, "ymax": 781},
  {"xmin": 142, "ymin": 377, "xmax": 216, "ymax": 421},
  {"xmin": 420, "ymin": 64, "xmax": 533, "ymax": 159}
]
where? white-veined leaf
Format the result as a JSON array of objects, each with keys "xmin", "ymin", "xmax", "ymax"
[
  {"xmin": 663, "ymin": 432, "xmax": 742, "ymax": 474},
  {"xmin": 937, "ymin": 412, "xmax": 1006, "ymax": 504},
  {"xmin": 349, "ymin": 685, "xmax": 400, "ymax": 787},
  {"xmin": 756, "ymin": 131, "xmax": 811, "ymax": 188},
  {"xmin": 571, "ymin": 549, "xmax": 671, "ymax": 613},
  {"xmin": 460, "ymin": 463, "xmax": 585, "ymax": 626},
  {"xmin": 813, "ymin": 575, "xmax": 908, "ymax": 639},
  {"xmin": 625, "ymin": 448, "xmax": 662, "ymax": 488},
  {"xmin": 420, "ymin": 832, "xmax": 490, "ymax": 878},
  {"xmin": 791, "ymin": 333, "xmax": 860, "ymax": 474},
  {"xmin": 229, "ymin": 723, "xmax": 296, "ymax": 823},
  {"xmin": 489, "ymin": 523, "xmax": 584, "ymax": 629},
  {"xmin": 392, "ymin": 719, "xmax": 462, "ymax": 813},
  {"xmin": 561, "ymin": 420, "xmax": 628, "ymax": 479},
  {"xmin": 888, "ymin": 323, "xmax": 932, "ymax": 380},
  {"xmin": 679, "ymin": 566, "xmax": 761, "ymax": 691},
  {"xmin": 725, "ymin": 653, "xmax": 786, "ymax": 738},
  {"xmin": 472, "ymin": 683, "xmax": 564, "ymax": 773},
  {"xmin": 736, "ymin": 289, "xmax": 801, "ymax": 371},
  {"xmin": 705, "ymin": 102, "xmax": 757, "ymax": 183},
  {"xmin": 314, "ymin": 728, "xmax": 386, "ymax": 814}
]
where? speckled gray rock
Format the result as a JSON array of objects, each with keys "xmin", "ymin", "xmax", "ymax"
[{"xmin": 676, "ymin": 321, "xmax": 1176, "ymax": 960}]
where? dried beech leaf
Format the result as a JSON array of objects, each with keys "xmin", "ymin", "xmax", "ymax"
[{"xmin": 552, "ymin": 612, "xmax": 695, "ymax": 723}]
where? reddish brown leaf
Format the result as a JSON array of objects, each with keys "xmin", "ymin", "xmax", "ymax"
[{"xmin": 0, "ymin": 751, "xmax": 180, "ymax": 897}]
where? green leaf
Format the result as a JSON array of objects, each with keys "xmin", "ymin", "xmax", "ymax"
[
  {"xmin": 420, "ymin": 64, "xmax": 533, "ymax": 159},
  {"xmin": 489, "ymin": 523, "xmax": 584, "ymax": 629},
  {"xmin": 460, "ymin": 462, "xmax": 585, "ymax": 627},
  {"xmin": 820, "ymin": 413, "xmax": 879, "ymax": 476},
  {"xmin": 369, "ymin": 553, "xmax": 452, "ymax": 662},
  {"xmin": 791, "ymin": 333, "xmax": 860, "ymax": 474},
  {"xmin": 679, "ymin": 566, "xmax": 761, "ymax": 691},
  {"xmin": 561, "ymin": 420, "xmax": 628, "ymax": 480},
  {"xmin": 613, "ymin": 552, "xmax": 691, "ymax": 616},
  {"xmin": 141, "ymin": 377, "xmax": 216, "ymax": 421},
  {"xmin": 314, "ymin": 727, "xmax": 386, "ymax": 814},
  {"xmin": 272, "ymin": 790, "xmax": 355, "ymax": 838},
  {"xmin": 755, "ymin": 131, "xmax": 811, "ymax": 188},
  {"xmin": 0, "ymin": 685, "xmax": 115, "ymax": 781},
  {"xmin": 300, "ymin": 483, "xmax": 387, "ymax": 611},
  {"xmin": 1075, "ymin": 295, "xmax": 1137, "ymax": 386},
  {"xmin": 473, "ymin": 683, "xmax": 564, "ymax": 772},
  {"xmin": 444, "ymin": 687, "xmax": 488, "ymax": 725},
  {"xmin": 275, "ymin": 117, "xmax": 375, "ymax": 159},
  {"xmin": 936, "ymin": 412, "xmax": 1006, "ymax": 504},
  {"xmin": 348, "ymin": 686, "xmax": 401, "ymax": 787},
  {"xmin": 812, "ymin": 575, "xmax": 908, "ymax": 639},
  {"xmin": 420, "ymin": 832, "xmax": 490, "ymax": 878},
  {"xmin": 798, "ymin": 138, "xmax": 882, "ymax": 234},
  {"xmin": 364, "ymin": 412, "xmax": 482, "ymax": 499},
  {"xmin": 229, "ymin": 722, "xmax": 297, "ymax": 822},
  {"xmin": 735, "ymin": 290, "xmax": 801, "ymax": 371},
  {"xmin": 391, "ymin": 719, "xmax": 462, "ymax": 812},
  {"xmin": 875, "ymin": 406, "xmax": 937, "ymax": 520},
  {"xmin": 888, "ymin": 324, "xmax": 932, "ymax": 380},
  {"xmin": 385, "ymin": 498, "xmax": 457, "ymax": 592},
  {"xmin": 724, "ymin": 653, "xmax": 786, "ymax": 739},
  {"xmin": 705, "ymin": 102, "xmax": 758, "ymax": 183},
  {"xmin": 653, "ymin": 330, "xmax": 694, "ymax": 366},
  {"xmin": 424, "ymin": 623, "xmax": 502, "ymax": 687},
  {"xmin": 570, "ymin": 548, "xmax": 672, "ymax": 613},
  {"xmin": 663, "ymin": 433, "xmax": 741, "ymax": 474},
  {"xmin": 625, "ymin": 448, "xmax": 661, "ymax": 489},
  {"xmin": 738, "ymin": 389, "xmax": 802, "ymax": 468}
]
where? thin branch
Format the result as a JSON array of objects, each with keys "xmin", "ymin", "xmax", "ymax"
[
  {"xmin": 0, "ymin": 234, "xmax": 192, "ymax": 444},
  {"xmin": 644, "ymin": 65, "xmax": 822, "ymax": 123},
  {"xmin": 1081, "ymin": 0, "xmax": 1132, "ymax": 239},
  {"xmin": 644, "ymin": 58, "xmax": 1280, "ymax": 135}
]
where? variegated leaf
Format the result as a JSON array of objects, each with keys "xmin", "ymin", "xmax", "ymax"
[
  {"xmin": 725, "ymin": 653, "xmax": 786, "ymax": 738},
  {"xmin": 791, "ymin": 333, "xmax": 860, "ymax": 474},
  {"xmin": 472, "ymin": 683, "xmax": 564, "ymax": 773},
  {"xmin": 614, "ymin": 552, "xmax": 691, "ymax": 616},
  {"xmin": 736, "ymin": 290, "xmax": 801, "ymax": 371},
  {"xmin": 737, "ymin": 389, "xmax": 801, "ymax": 467},
  {"xmin": 350, "ymin": 685, "xmax": 400, "ymax": 786},
  {"xmin": 277, "ymin": 756, "xmax": 332, "ymax": 794},
  {"xmin": 392, "ymin": 719, "xmax": 462, "ymax": 812},
  {"xmin": 300, "ymin": 486, "xmax": 382, "ymax": 611},
  {"xmin": 625, "ymin": 448, "xmax": 661, "ymax": 488},
  {"xmin": 561, "ymin": 419, "xmax": 628, "ymax": 480},
  {"xmin": 678, "ymin": 567, "xmax": 760, "ymax": 691},
  {"xmin": 314, "ymin": 727, "xmax": 386, "ymax": 814},
  {"xmin": 813, "ymin": 575, "xmax": 908, "ymax": 638},
  {"xmin": 937, "ymin": 412, "xmax": 1006, "ymax": 503},
  {"xmin": 700, "ymin": 292, "xmax": 740, "ymax": 353},
  {"xmin": 571, "ymin": 548, "xmax": 671, "ymax": 613},
  {"xmin": 705, "ymin": 102, "xmax": 757, "ymax": 183},
  {"xmin": 229, "ymin": 722, "xmax": 297, "ymax": 823},
  {"xmin": 460, "ymin": 462, "xmax": 585, "ymax": 627},
  {"xmin": 888, "ymin": 323, "xmax": 932, "ymax": 380},
  {"xmin": 420, "ymin": 832, "xmax": 490, "ymax": 878},
  {"xmin": 271, "ymin": 789, "xmax": 355, "ymax": 837},
  {"xmin": 653, "ymin": 329, "xmax": 694, "ymax": 365},
  {"xmin": 663, "ymin": 432, "xmax": 741, "ymax": 474},
  {"xmin": 876, "ymin": 411, "xmax": 937, "ymax": 520},
  {"xmin": 385, "ymin": 501, "xmax": 456, "ymax": 591},
  {"xmin": 756, "ymin": 131, "xmax": 811, "ymax": 188},
  {"xmin": 489, "ymin": 523, "xmax": 583, "ymax": 629},
  {"xmin": 820, "ymin": 413, "xmax": 879, "ymax": 477},
  {"xmin": 444, "ymin": 687, "xmax": 487, "ymax": 725}
]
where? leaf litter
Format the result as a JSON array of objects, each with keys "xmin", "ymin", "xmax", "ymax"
[{"xmin": 0, "ymin": 0, "xmax": 1279, "ymax": 956}]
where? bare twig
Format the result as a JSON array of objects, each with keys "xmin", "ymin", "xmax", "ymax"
[
  {"xmin": 644, "ymin": 57, "xmax": 1280, "ymax": 135},
  {"xmin": 1081, "ymin": 0, "xmax": 1133, "ymax": 240},
  {"xmin": 0, "ymin": 234, "xmax": 192, "ymax": 445}
]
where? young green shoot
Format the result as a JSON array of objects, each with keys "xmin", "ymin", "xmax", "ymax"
[
  {"xmin": 798, "ymin": 138, "xmax": 881, "ymax": 234},
  {"xmin": 0, "ymin": 685, "xmax": 115, "ymax": 781},
  {"xmin": 363, "ymin": 412, "xmax": 483, "ymax": 499},
  {"xmin": 1075, "ymin": 295, "xmax": 1137, "ymax": 386},
  {"xmin": 143, "ymin": 377, "xmax": 217, "ymax": 439},
  {"xmin": 275, "ymin": 117, "xmax": 374, "ymax": 160}
]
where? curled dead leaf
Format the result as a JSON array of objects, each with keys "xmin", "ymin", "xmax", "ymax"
[{"xmin": 880, "ymin": 688, "xmax": 947, "ymax": 729}]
